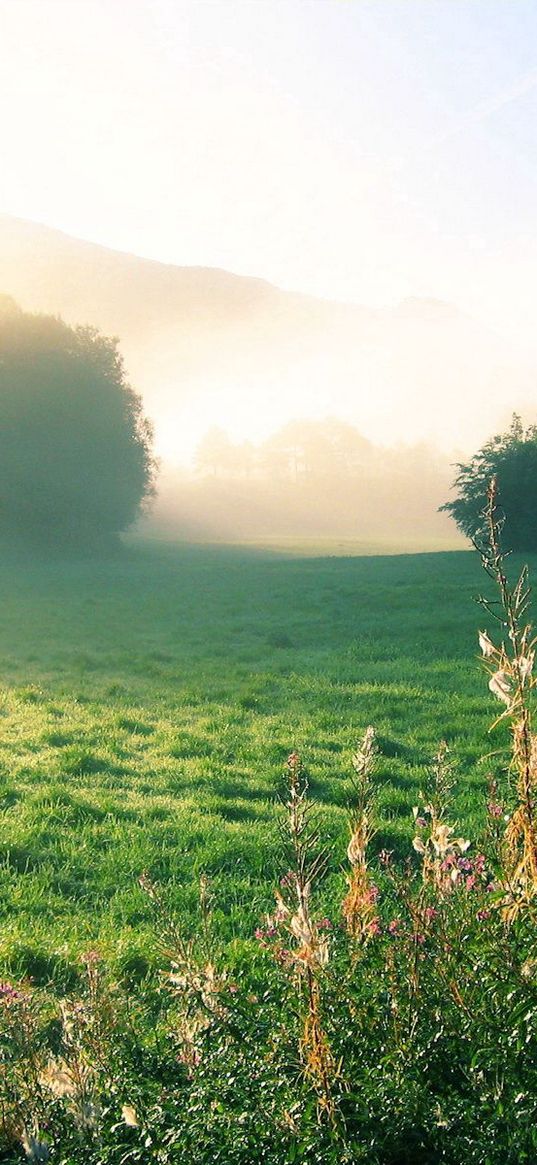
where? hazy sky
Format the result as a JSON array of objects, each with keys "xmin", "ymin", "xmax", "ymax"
[{"xmin": 1, "ymin": 0, "xmax": 537, "ymax": 349}]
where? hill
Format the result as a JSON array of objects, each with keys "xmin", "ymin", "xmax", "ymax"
[{"xmin": 0, "ymin": 214, "xmax": 533, "ymax": 464}]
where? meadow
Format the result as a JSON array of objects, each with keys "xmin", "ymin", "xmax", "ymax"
[
  {"xmin": 3, "ymin": 537, "xmax": 537, "ymax": 1163},
  {"xmin": 0, "ymin": 539, "xmax": 497, "ymax": 984}
]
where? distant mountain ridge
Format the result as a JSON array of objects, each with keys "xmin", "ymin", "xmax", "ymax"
[{"xmin": 0, "ymin": 213, "xmax": 533, "ymax": 460}]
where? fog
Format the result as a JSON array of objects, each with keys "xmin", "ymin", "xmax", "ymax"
[
  {"xmin": 140, "ymin": 420, "xmax": 464, "ymax": 550},
  {"xmin": 1, "ymin": 214, "xmax": 534, "ymax": 548}
]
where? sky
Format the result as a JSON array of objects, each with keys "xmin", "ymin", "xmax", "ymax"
[{"xmin": 1, "ymin": 0, "xmax": 537, "ymax": 354}]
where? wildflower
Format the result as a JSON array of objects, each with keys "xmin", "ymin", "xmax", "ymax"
[
  {"xmin": 476, "ymin": 909, "xmax": 491, "ymax": 922},
  {"xmin": 290, "ymin": 907, "xmax": 313, "ymax": 948},
  {"xmin": 479, "ymin": 630, "xmax": 496, "ymax": 658},
  {"xmin": 415, "ymin": 816, "xmax": 427, "ymax": 828},
  {"xmin": 488, "ymin": 669, "xmax": 512, "ymax": 706},
  {"xmin": 487, "ymin": 801, "xmax": 503, "ymax": 818},
  {"xmin": 0, "ymin": 980, "xmax": 23, "ymax": 1003},
  {"xmin": 367, "ymin": 917, "xmax": 381, "ymax": 936},
  {"xmin": 388, "ymin": 918, "xmax": 401, "ymax": 934},
  {"xmin": 517, "ymin": 653, "xmax": 534, "ymax": 684},
  {"xmin": 80, "ymin": 949, "xmax": 101, "ymax": 966},
  {"xmin": 318, "ymin": 917, "xmax": 332, "ymax": 929},
  {"xmin": 466, "ymin": 874, "xmax": 477, "ymax": 890},
  {"xmin": 347, "ymin": 830, "xmax": 365, "ymax": 865},
  {"xmin": 121, "ymin": 1104, "xmax": 139, "ymax": 1128},
  {"xmin": 424, "ymin": 906, "xmax": 438, "ymax": 922}
]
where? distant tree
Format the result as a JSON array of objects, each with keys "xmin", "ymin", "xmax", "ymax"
[
  {"xmin": 440, "ymin": 414, "xmax": 537, "ymax": 551},
  {"xmin": 195, "ymin": 427, "xmax": 234, "ymax": 476},
  {"xmin": 0, "ymin": 299, "xmax": 155, "ymax": 547},
  {"xmin": 260, "ymin": 419, "xmax": 372, "ymax": 481}
]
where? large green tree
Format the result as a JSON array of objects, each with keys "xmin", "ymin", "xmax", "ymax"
[
  {"xmin": 440, "ymin": 415, "xmax": 537, "ymax": 551},
  {"xmin": 0, "ymin": 297, "xmax": 155, "ymax": 547}
]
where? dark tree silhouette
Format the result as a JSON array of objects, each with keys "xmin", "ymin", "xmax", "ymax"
[
  {"xmin": 440, "ymin": 415, "xmax": 537, "ymax": 552},
  {"xmin": 0, "ymin": 297, "xmax": 155, "ymax": 547}
]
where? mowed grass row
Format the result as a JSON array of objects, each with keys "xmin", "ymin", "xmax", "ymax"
[{"xmin": 0, "ymin": 540, "xmax": 514, "ymax": 988}]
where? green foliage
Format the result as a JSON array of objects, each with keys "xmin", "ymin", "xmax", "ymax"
[
  {"xmin": 0, "ymin": 297, "xmax": 155, "ymax": 547},
  {"xmin": 441, "ymin": 414, "xmax": 537, "ymax": 551}
]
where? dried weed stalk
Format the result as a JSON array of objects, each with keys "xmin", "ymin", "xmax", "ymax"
[
  {"xmin": 342, "ymin": 726, "xmax": 379, "ymax": 940},
  {"xmin": 139, "ymin": 872, "xmax": 226, "ymax": 1073},
  {"xmin": 412, "ymin": 743, "xmax": 470, "ymax": 896},
  {"xmin": 476, "ymin": 477, "xmax": 537, "ymax": 918},
  {"xmin": 277, "ymin": 751, "xmax": 337, "ymax": 1120}
]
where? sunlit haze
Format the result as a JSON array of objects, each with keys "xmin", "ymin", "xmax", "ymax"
[{"xmin": 1, "ymin": 0, "xmax": 536, "ymax": 480}]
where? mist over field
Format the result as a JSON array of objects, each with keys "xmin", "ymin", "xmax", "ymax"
[{"xmin": 0, "ymin": 213, "xmax": 534, "ymax": 547}]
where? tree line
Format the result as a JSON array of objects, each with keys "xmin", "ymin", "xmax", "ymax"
[{"xmin": 0, "ymin": 296, "xmax": 535, "ymax": 551}]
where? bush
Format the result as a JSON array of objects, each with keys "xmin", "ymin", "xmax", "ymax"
[
  {"xmin": 440, "ymin": 413, "xmax": 537, "ymax": 551},
  {"xmin": 0, "ymin": 296, "xmax": 155, "ymax": 548}
]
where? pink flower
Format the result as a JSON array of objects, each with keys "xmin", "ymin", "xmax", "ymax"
[
  {"xmin": 318, "ymin": 918, "xmax": 332, "ymax": 930},
  {"xmin": 476, "ymin": 909, "xmax": 491, "ymax": 922},
  {"xmin": 388, "ymin": 918, "xmax": 401, "ymax": 935},
  {"xmin": 487, "ymin": 802, "xmax": 503, "ymax": 818},
  {"xmin": 0, "ymin": 981, "xmax": 23, "ymax": 1003},
  {"xmin": 81, "ymin": 949, "xmax": 101, "ymax": 965},
  {"xmin": 415, "ymin": 817, "xmax": 427, "ymax": 828},
  {"xmin": 424, "ymin": 906, "xmax": 438, "ymax": 922},
  {"xmin": 368, "ymin": 917, "xmax": 381, "ymax": 936},
  {"xmin": 465, "ymin": 875, "xmax": 477, "ymax": 891}
]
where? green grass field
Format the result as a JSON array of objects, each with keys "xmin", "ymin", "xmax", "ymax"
[{"xmin": 0, "ymin": 540, "xmax": 517, "ymax": 989}]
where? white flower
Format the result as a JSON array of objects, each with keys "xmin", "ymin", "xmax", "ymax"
[
  {"xmin": 517, "ymin": 654, "xmax": 534, "ymax": 685},
  {"xmin": 479, "ymin": 630, "xmax": 496, "ymax": 658},
  {"xmin": 122, "ymin": 1104, "xmax": 139, "ymax": 1128},
  {"xmin": 489, "ymin": 670, "xmax": 512, "ymax": 706}
]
